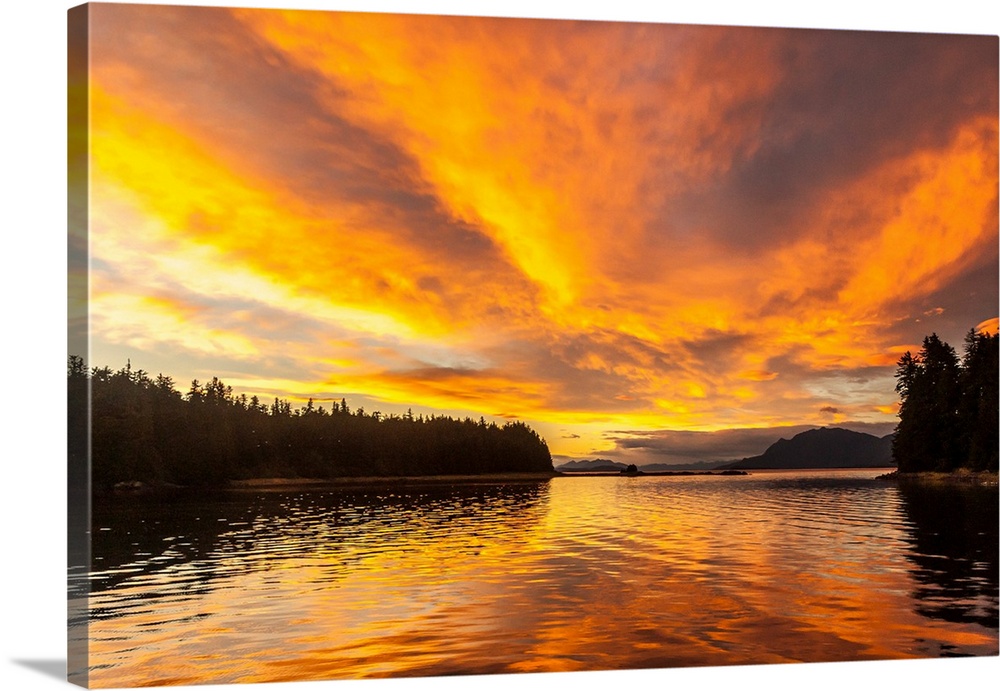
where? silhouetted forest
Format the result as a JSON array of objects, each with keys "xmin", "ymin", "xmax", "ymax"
[
  {"xmin": 68, "ymin": 357, "xmax": 553, "ymax": 489},
  {"xmin": 893, "ymin": 330, "xmax": 998, "ymax": 473}
]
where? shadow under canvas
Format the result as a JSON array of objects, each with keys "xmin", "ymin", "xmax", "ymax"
[{"xmin": 12, "ymin": 658, "xmax": 67, "ymax": 681}]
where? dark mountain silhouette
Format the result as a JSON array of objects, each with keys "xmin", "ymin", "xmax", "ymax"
[
  {"xmin": 718, "ymin": 427, "xmax": 895, "ymax": 469},
  {"xmin": 555, "ymin": 459, "xmax": 627, "ymax": 472}
]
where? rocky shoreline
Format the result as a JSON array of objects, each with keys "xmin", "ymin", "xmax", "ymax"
[{"xmin": 876, "ymin": 469, "xmax": 998, "ymax": 487}]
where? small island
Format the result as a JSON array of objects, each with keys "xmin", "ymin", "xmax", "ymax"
[
  {"xmin": 616, "ymin": 464, "xmax": 748, "ymax": 477},
  {"xmin": 551, "ymin": 461, "xmax": 746, "ymax": 477}
]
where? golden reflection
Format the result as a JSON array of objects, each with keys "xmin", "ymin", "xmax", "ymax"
[{"xmin": 86, "ymin": 474, "xmax": 998, "ymax": 687}]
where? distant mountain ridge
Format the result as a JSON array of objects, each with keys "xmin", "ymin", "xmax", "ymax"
[
  {"xmin": 719, "ymin": 427, "xmax": 895, "ymax": 469},
  {"xmin": 555, "ymin": 459, "xmax": 626, "ymax": 472},
  {"xmin": 556, "ymin": 427, "xmax": 895, "ymax": 472}
]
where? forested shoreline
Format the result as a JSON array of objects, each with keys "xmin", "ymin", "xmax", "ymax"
[
  {"xmin": 893, "ymin": 330, "xmax": 998, "ymax": 473},
  {"xmin": 67, "ymin": 327, "xmax": 997, "ymax": 490},
  {"xmin": 67, "ymin": 357, "xmax": 553, "ymax": 490}
]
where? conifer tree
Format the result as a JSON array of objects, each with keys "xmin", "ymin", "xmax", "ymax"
[
  {"xmin": 71, "ymin": 357, "xmax": 554, "ymax": 488},
  {"xmin": 893, "ymin": 330, "xmax": 998, "ymax": 473}
]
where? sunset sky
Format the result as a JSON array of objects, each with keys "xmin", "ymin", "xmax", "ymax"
[{"xmin": 76, "ymin": 3, "xmax": 998, "ymax": 465}]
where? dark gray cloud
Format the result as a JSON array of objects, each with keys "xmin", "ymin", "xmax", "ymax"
[{"xmin": 679, "ymin": 329, "xmax": 755, "ymax": 374}]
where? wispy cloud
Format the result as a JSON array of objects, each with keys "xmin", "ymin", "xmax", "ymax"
[{"xmin": 86, "ymin": 5, "xmax": 998, "ymax": 458}]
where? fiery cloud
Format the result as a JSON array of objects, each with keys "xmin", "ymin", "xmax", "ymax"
[{"xmin": 84, "ymin": 5, "xmax": 998, "ymax": 462}]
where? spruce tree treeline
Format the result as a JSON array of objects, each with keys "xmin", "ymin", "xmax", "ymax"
[
  {"xmin": 893, "ymin": 330, "xmax": 998, "ymax": 473},
  {"xmin": 68, "ymin": 357, "xmax": 553, "ymax": 489}
]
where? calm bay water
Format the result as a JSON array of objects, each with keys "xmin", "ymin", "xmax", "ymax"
[{"xmin": 73, "ymin": 470, "xmax": 998, "ymax": 687}]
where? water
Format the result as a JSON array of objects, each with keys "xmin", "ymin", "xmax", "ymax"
[{"xmin": 73, "ymin": 469, "xmax": 998, "ymax": 687}]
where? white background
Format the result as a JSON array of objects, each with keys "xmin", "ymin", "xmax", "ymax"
[{"xmin": 1, "ymin": 1, "xmax": 998, "ymax": 690}]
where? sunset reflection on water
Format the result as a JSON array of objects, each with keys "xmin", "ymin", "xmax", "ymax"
[{"xmin": 78, "ymin": 471, "xmax": 998, "ymax": 687}]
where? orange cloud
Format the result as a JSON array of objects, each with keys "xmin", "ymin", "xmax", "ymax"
[
  {"xmin": 976, "ymin": 318, "xmax": 999, "ymax": 336},
  {"xmin": 83, "ymin": 6, "xmax": 997, "ymax": 456},
  {"xmin": 837, "ymin": 117, "xmax": 998, "ymax": 314}
]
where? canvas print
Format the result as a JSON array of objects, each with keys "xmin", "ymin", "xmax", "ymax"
[{"xmin": 67, "ymin": 2, "xmax": 999, "ymax": 688}]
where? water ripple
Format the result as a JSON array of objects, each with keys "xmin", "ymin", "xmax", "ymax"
[{"xmin": 81, "ymin": 471, "xmax": 998, "ymax": 686}]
